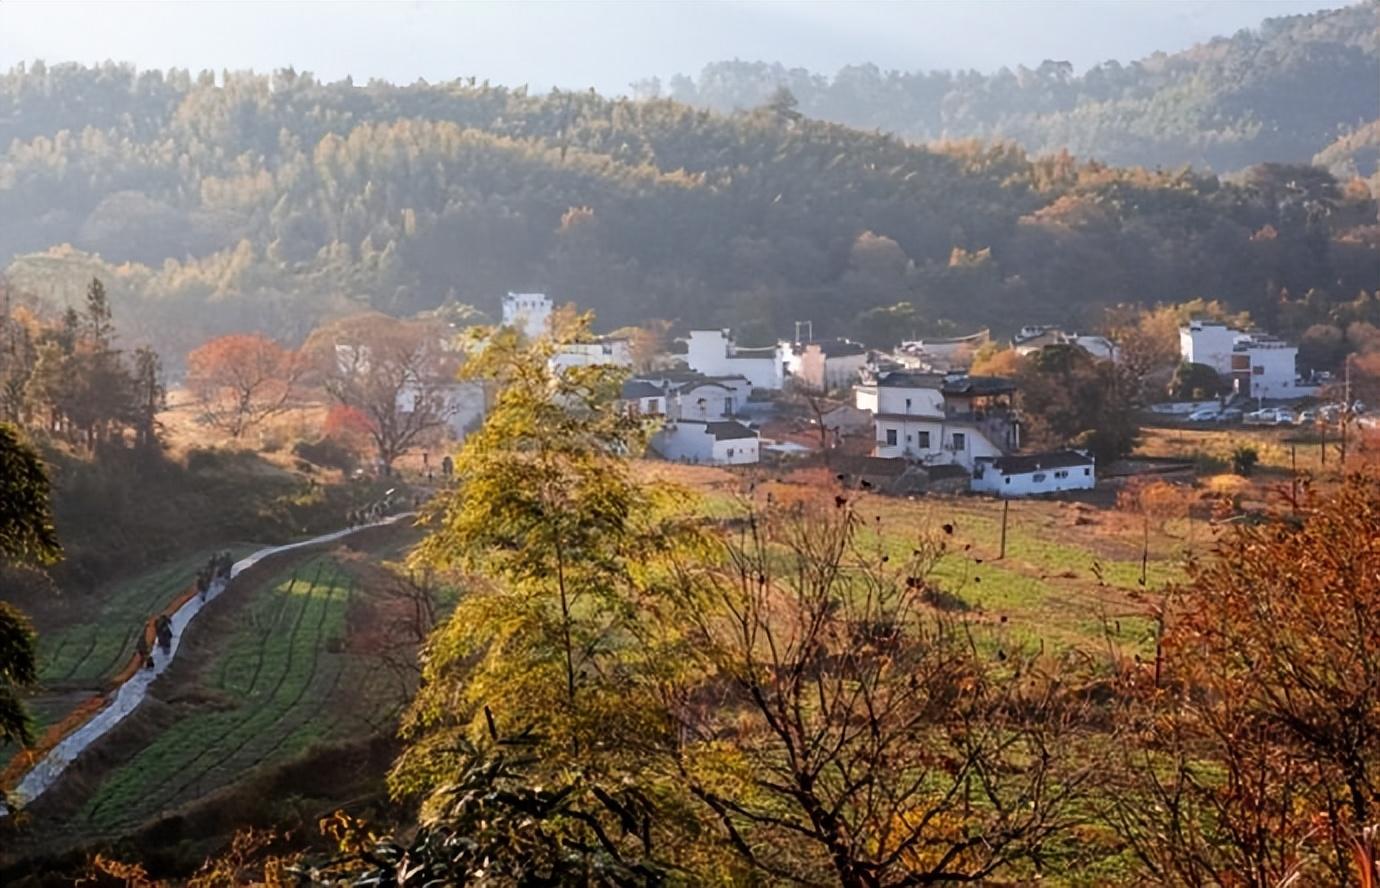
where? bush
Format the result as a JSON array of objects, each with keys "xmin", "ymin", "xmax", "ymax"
[
  {"xmin": 1231, "ymin": 445, "xmax": 1259, "ymax": 476},
  {"xmin": 292, "ymin": 438, "xmax": 357, "ymax": 473}
]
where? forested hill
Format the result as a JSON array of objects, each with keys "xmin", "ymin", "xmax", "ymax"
[
  {"xmin": 1, "ymin": 57, "xmax": 1378, "ymax": 366},
  {"xmin": 653, "ymin": 2, "xmax": 1380, "ymax": 173}
]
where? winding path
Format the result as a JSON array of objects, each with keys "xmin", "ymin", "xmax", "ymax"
[{"xmin": 0, "ymin": 514, "xmax": 412, "ymax": 815}]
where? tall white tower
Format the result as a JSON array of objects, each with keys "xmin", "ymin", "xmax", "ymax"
[{"xmin": 501, "ymin": 292, "xmax": 553, "ymax": 339}]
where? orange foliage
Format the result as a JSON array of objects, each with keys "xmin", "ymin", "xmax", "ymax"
[{"xmin": 186, "ymin": 333, "xmax": 303, "ymax": 438}]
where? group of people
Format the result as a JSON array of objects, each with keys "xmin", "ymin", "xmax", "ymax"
[
  {"xmin": 196, "ymin": 551, "xmax": 234, "ymax": 598},
  {"xmin": 346, "ymin": 500, "xmax": 391, "ymax": 528}
]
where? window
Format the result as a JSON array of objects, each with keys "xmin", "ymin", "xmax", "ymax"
[
  {"xmin": 1252, "ymin": 365, "xmax": 1264, "ymax": 375},
  {"xmin": 952, "ymin": 432, "xmax": 966, "ymax": 450},
  {"xmin": 1054, "ymin": 470, "xmax": 1068, "ymax": 479},
  {"xmin": 726, "ymin": 448, "xmax": 734, "ymax": 458},
  {"xmin": 1083, "ymin": 468, "xmax": 1091, "ymax": 476},
  {"xmin": 905, "ymin": 397, "xmax": 912, "ymax": 410},
  {"xmin": 1004, "ymin": 477, "xmax": 1010, "ymax": 484},
  {"xmin": 917, "ymin": 431, "xmax": 931, "ymax": 448},
  {"xmin": 1032, "ymin": 472, "xmax": 1047, "ymax": 482},
  {"xmin": 885, "ymin": 428, "xmax": 897, "ymax": 446}
]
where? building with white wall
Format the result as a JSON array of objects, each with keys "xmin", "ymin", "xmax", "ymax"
[
  {"xmin": 685, "ymin": 329, "xmax": 785, "ymax": 391},
  {"xmin": 651, "ymin": 419, "xmax": 760, "ymax": 465},
  {"xmin": 1179, "ymin": 321, "xmax": 1245, "ymax": 375},
  {"xmin": 502, "ymin": 292, "xmax": 553, "ymax": 340},
  {"xmin": 550, "ymin": 337, "xmax": 633, "ymax": 372},
  {"xmin": 795, "ymin": 339, "xmax": 869, "ymax": 393},
  {"xmin": 971, "ymin": 451, "xmax": 1095, "ymax": 497},
  {"xmin": 855, "ymin": 371, "xmax": 1019, "ymax": 471},
  {"xmin": 1230, "ymin": 337, "xmax": 1306, "ymax": 401}
]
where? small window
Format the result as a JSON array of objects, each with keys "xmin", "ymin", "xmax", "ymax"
[
  {"xmin": 1032, "ymin": 472, "xmax": 1047, "ymax": 482},
  {"xmin": 1252, "ymin": 366, "xmax": 1264, "ymax": 375},
  {"xmin": 1083, "ymin": 468, "xmax": 1091, "ymax": 476},
  {"xmin": 727, "ymin": 448, "xmax": 735, "ymax": 458},
  {"xmin": 1055, "ymin": 470, "xmax": 1067, "ymax": 479},
  {"xmin": 1004, "ymin": 477, "xmax": 1010, "ymax": 485},
  {"xmin": 917, "ymin": 431, "xmax": 931, "ymax": 448},
  {"xmin": 952, "ymin": 433, "xmax": 966, "ymax": 450},
  {"xmin": 885, "ymin": 428, "xmax": 898, "ymax": 446},
  {"xmin": 905, "ymin": 397, "xmax": 912, "ymax": 409}
]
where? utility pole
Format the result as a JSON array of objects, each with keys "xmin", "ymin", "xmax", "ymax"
[{"xmin": 999, "ymin": 499, "xmax": 1009, "ymax": 560}]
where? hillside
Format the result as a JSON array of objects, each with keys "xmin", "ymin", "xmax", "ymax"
[
  {"xmin": 659, "ymin": 2, "xmax": 1380, "ymax": 172},
  {"xmin": 1, "ymin": 44, "xmax": 1378, "ymax": 366}
]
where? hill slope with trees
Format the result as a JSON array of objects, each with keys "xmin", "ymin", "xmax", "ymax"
[
  {"xmin": 656, "ymin": 2, "xmax": 1380, "ymax": 172},
  {"xmin": 1, "ymin": 11, "xmax": 1378, "ymax": 365}
]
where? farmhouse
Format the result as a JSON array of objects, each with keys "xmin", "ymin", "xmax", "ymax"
[
  {"xmin": 856, "ymin": 371, "xmax": 1019, "ymax": 471},
  {"xmin": 794, "ymin": 338, "xmax": 869, "ymax": 393},
  {"xmin": 650, "ymin": 418, "xmax": 761, "ymax": 465},
  {"xmin": 971, "ymin": 451, "xmax": 1096, "ymax": 497},
  {"xmin": 1179, "ymin": 320, "xmax": 1315, "ymax": 401},
  {"xmin": 685, "ymin": 329, "xmax": 785, "ymax": 391},
  {"xmin": 501, "ymin": 291, "xmax": 552, "ymax": 339}
]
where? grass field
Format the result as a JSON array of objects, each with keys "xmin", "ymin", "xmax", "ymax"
[{"xmin": 73, "ymin": 554, "xmax": 387, "ymax": 833}]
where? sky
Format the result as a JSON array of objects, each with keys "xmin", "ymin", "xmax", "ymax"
[{"xmin": 0, "ymin": 0, "xmax": 1350, "ymax": 95}]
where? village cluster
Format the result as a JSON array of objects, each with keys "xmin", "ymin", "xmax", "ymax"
[{"xmin": 403, "ymin": 292, "xmax": 1338, "ymax": 499}]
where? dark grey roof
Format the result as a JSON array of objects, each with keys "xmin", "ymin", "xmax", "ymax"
[
  {"xmin": 983, "ymin": 450, "xmax": 1094, "ymax": 475},
  {"xmin": 876, "ymin": 370, "xmax": 947, "ymax": 389},
  {"xmin": 808, "ymin": 338, "xmax": 867, "ymax": 357},
  {"xmin": 621, "ymin": 380, "xmax": 664, "ymax": 399},
  {"xmin": 833, "ymin": 456, "xmax": 909, "ymax": 477},
  {"xmin": 925, "ymin": 463, "xmax": 973, "ymax": 481},
  {"xmin": 705, "ymin": 420, "xmax": 759, "ymax": 441},
  {"xmin": 941, "ymin": 375, "xmax": 1016, "ymax": 396}
]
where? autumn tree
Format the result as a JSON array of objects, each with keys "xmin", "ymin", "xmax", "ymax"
[
  {"xmin": 0, "ymin": 423, "xmax": 61, "ymax": 746},
  {"xmin": 1016, "ymin": 343, "xmax": 1140, "ymax": 462},
  {"xmin": 186, "ymin": 333, "xmax": 303, "ymax": 438},
  {"xmin": 307, "ymin": 313, "xmax": 458, "ymax": 474},
  {"xmin": 1114, "ymin": 473, "xmax": 1380, "ymax": 885},
  {"xmin": 665, "ymin": 492, "xmax": 1103, "ymax": 885}
]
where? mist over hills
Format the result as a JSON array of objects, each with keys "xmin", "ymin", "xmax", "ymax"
[
  {"xmin": 652, "ymin": 2, "xmax": 1379, "ymax": 172},
  {"xmin": 0, "ymin": 1, "xmax": 1376, "ymax": 365}
]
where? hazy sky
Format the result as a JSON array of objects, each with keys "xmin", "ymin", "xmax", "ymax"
[{"xmin": 0, "ymin": 0, "xmax": 1349, "ymax": 95}]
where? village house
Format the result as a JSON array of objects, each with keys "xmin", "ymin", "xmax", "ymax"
[
  {"xmin": 1012, "ymin": 326, "xmax": 1117, "ymax": 361},
  {"xmin": 855, "ymin": 371, "xmax": 1020, "ymax": 471},
  {"xmin": 794, "ymin": 338, "xmax": 869, "ymax": 393},
  {"xmin": 685, "ymin": 329, "xmax": 786, "ymax": 391},
  {"xmin": 1179, "ymin": 320, "xmax": 1315, "ymax": 401},
  {"xmin": 889, "ymin": 330, "xmax": 990, "ymax": 373},
  {"xmin": 501, "ymin": 291, "xmax": 552, "ymax": 339},
  {"xmin": 620, "ymin": 370, "xmax": 751, "ymax": 421},
  {"xmin": 549, "ymin": 336, "xmax": 633, "ymax": 371},
  {"xmin": 650, "ymin": 419, "xmax": 761, "ymax": 465},
  {"xmin": 971, "ymin": 451, "xmax": 1096, "ymax": 497}
]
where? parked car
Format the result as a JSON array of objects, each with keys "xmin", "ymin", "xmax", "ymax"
[
  {"xmin": 1296, "ymin": 409, "xmax": 1318, "ymax": 425},
  {"xmin": 1245, "ymin": 408, "xmax": 1277, "ymax": 425},
  {"xmin": 1187, "ymin": 407, "xmax": 1221, "ymax": 422},
  {"xmin": 1273, "ymin": 408, "xmax": 1296, "ymax": 425}
]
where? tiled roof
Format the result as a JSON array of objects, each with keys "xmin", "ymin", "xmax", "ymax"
[
  {"xmin": 705, "ymin": 420, "xmax": 759, "ymax": 441},
  {"xmin": 983, "ymin": 450, "xmax": 1093, "ymax": 474}
]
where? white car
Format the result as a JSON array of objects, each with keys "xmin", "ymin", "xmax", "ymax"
[
  {"xmin": 1187, "ymin": 407, "xmax": 1221, "ymax": 422},
  {"xmin": 1244, "ymin": 408, "xmax": 1277, "ymax": 425},
  {"xmin": 1273, "ymin": 409, "xmax": 1296, "ymax": 425}
]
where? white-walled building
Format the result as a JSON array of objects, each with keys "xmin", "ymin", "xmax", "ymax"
[
  {"xmin": 1013, "ymin": 326, "xmax": 1117, "ymax": 361},
  {"xmin": 795, "ymin": 339, "xmax": 869, "ymax": 392},
  {"xmin": 502, "ymin": 292, "xmax": 553, "ymax": 340},
  {"xmin": 651, "ymin": 419, "xmax": 760, "ymax": 465},
  {"xmin": 1179, "ymin": 321, "xmax": 1244, "ymax": 375},
  {"xmin": 971, "ymin": 451, "xmax": 1096, "ymax": 497},
  {"xmin": 619, "ymin": 371, "xmax": 751, "ymax": 422},
  {"xmin": 550, "ymin": 337, "xmax": 633, "ymax": 372},
  {"xmin": 686, "ymin": 329, "xmax": 785, "ymax": 391},
  {"xmin": 1230, "ymin": 337, "xmax": 1305, "ymax": 401},
  {"xmin": 855, "ymin": 371, "xmax": 1019, "ymax": 471}
]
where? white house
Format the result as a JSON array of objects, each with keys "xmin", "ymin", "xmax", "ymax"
[
  {"xmin": 502, "ymin": 292, "xmax": 553, "ymax": 340},
  {"xmin": 621, "ymin": 379, "xmax": 669, "ymax": 417},
  {"xmin": 685, "ymin": 329, "xmax": 785, "ymax": 391},
  {"xmin": 651, "ymin": 419, "xmax": 760, "ymax": 465},
  {"xmin": 1230, "ymin": 337, "xmax": 1307, "ymax": 401},
  {"xmin": 795, "ymin": 339, "xmax": 869, "ymax": 393},
  {"xmin": 855, "ymin": 371, "xmax": 1019, "ymax": 471},
  {"xmin": 971, "ymin": 451, "xmax": 1095, "ymax": 497},
  {"xmin": 550, "ymin": 337, "xmax": 633, "ymax": 372},
  {"xmin": 1013, "ymin": 326, "xmax": 1117, "ymax": 361},
  {"xmin": 1179, "ymin": 321, "xmax": 1244, "ymax": 376}
]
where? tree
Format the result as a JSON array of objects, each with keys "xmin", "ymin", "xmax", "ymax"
[
  {"xmin": 0, "ymin": 423, "xmax": 61, "ymax": 746},
  {"xmin": 1114, "ymin": 473, "xmax": 1380, "ymax": 884},
  {"xmin": 665, "ymin": 492, "xmax": 1101, "ymax": 885},
  {"xmin": 1016, "ymin": 344, "xmax": 1140, "ymax": 462},
  {"xmin": 391, "ymin": 317, "xmax": 693, "ymax": 815},
  {"xmin": 186, "ymin": 333, "xmax": 303, "ymax": 438},
  {"xmin": 307, "ymin": 314, "xmax": 457, "ymax": 474},
  {"xmin": 1169, "ymin": 361, "xmax": 1227, "ymax": 400}
]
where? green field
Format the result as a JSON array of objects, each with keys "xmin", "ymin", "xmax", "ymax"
[{"xmin": 73, "ymin": 554, "xmax": 404, "ymax": 834}]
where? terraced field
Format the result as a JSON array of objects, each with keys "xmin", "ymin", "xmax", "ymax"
[{"xmin": 71, "ymin": 553, "xmax": 402, "ymax": 835}]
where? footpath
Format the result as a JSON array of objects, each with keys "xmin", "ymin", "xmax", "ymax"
[{"xmin": 0, "ymin": 513, "xmax": 412, "ymax": 816}]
